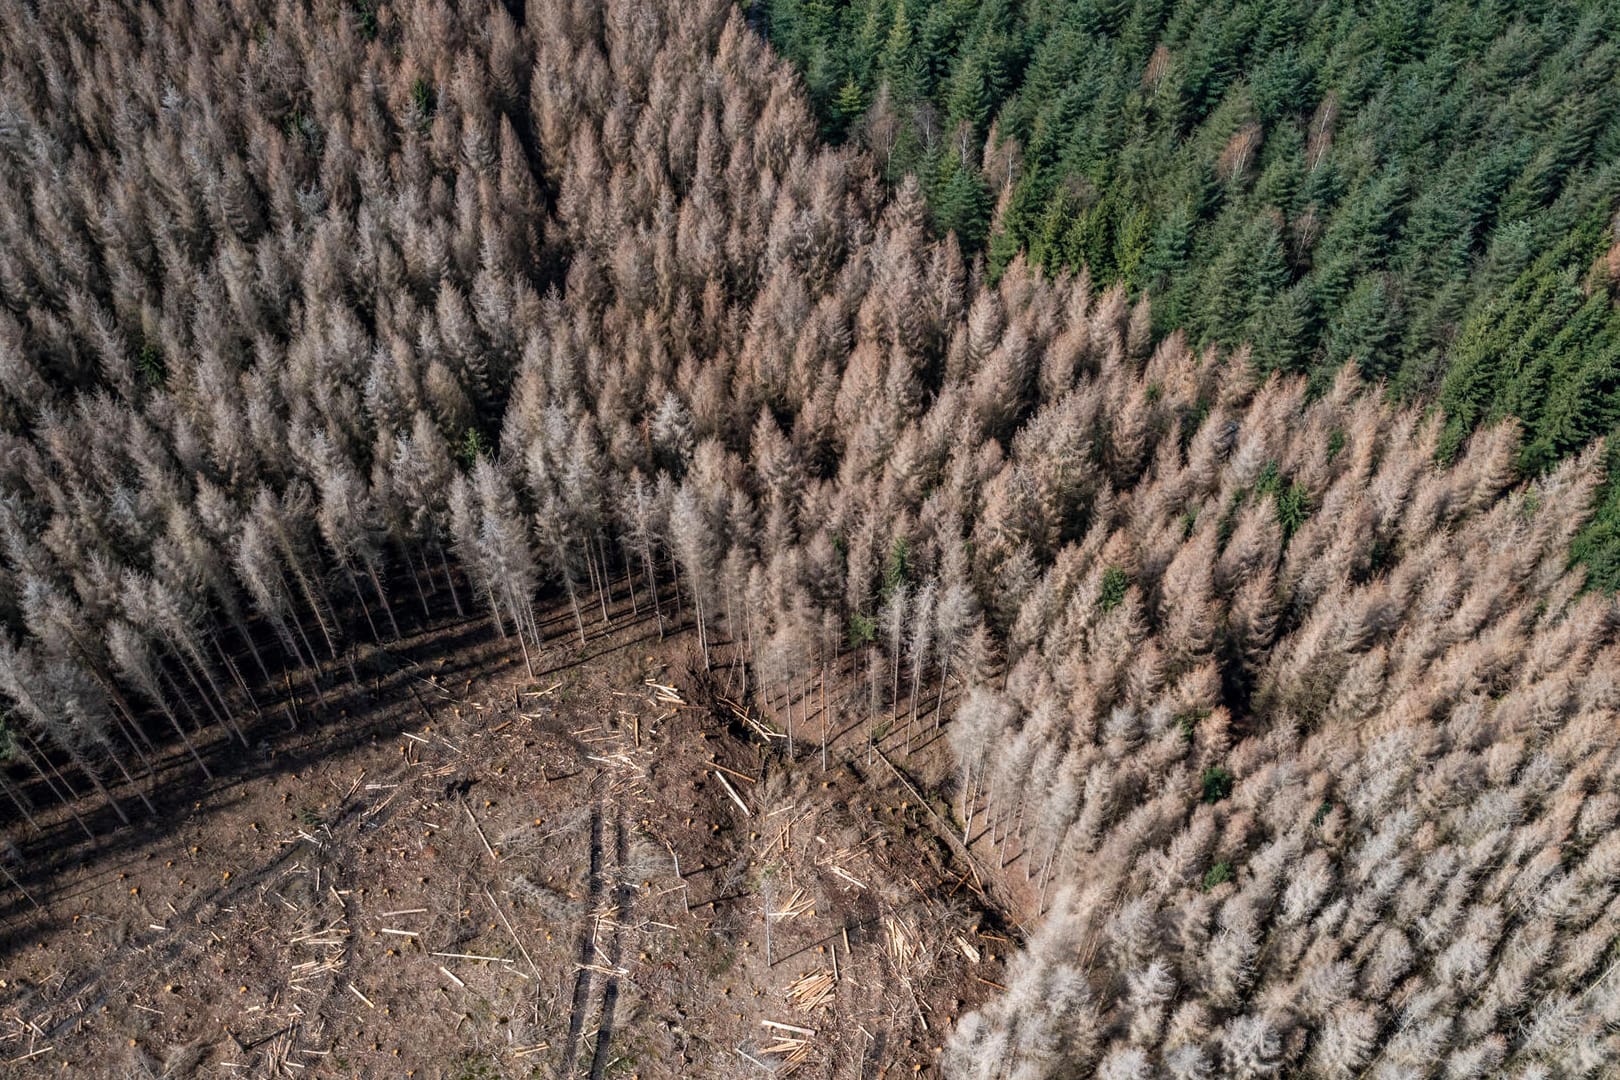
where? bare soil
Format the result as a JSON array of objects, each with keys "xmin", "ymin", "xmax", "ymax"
[{"xmin": 0, "ymin": 596, "xmax": 1009, "ymax": 1078}]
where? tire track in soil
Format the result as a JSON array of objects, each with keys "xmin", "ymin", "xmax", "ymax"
[
  {"xmin": 559, "ymin": 804, "xmax": 605, "ymax": 1077},
  {"xmin": 586, "ymin": 811, "xmax": 631, "ymax": 1080}
]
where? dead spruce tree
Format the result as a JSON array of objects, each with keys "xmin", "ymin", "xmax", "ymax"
[{"xmin": 0, "ymin": 4, "xmax": 1616, "ymax": 1075}]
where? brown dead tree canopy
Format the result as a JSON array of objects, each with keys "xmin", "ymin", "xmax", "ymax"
[{"xmin": 0, "ymin": 0, "xmax": 1615, "ymax": 1076}]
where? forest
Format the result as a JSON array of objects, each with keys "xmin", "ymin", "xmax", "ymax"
[
  {"xmin": 0, "ymin": 0, "xmax": 1618, "ymax": 1076},
  {"xmin": 761, "ymin": 0, "xmax": 1620, "ymax": 587}
]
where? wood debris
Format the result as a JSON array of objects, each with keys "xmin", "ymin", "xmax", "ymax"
[
  {"xmin": 644, "ymin": 680, "xmax": 685, "ymax": 705},
  {"xmin": 768, "ymin": 888, "xmax": 815, "ymax": 920},
  {"xmin": 713, "ymin": 770, "xmax": 752, "ymax": 817},
  {"xmin": 829, "ymin": 866, "xmax": 867, "ymax": 890},
  {"xmin": 717, "ymin": 695, "xmax": 785, "ymax": 741},
  {"xmin": 883, "ymin": 915, "xmax": 918, "ymax": 968},
  {"xmin": 761, "ymin": 1037, "xmax": 813, "ymax": 1069},
  {"xmin": 786, "ymin": 968, "xmax": 837, "ymax": 1011},
  {"xmin": 459, "ymin": 796, "xmax": 497, "ymax": 860},
  {"xmin": 430, "ymin": 951, "xmax": 517, "ymax": 963}
]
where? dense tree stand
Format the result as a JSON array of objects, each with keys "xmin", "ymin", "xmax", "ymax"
[{"xmin": 0, "ymin": 0, "xmax": 1618, "ymax": 1076}]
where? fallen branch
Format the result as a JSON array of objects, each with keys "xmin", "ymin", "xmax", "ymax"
[
  {"xmin": 830, "ymin": 867, "xmax": 867, "ymax": 890},
  {"xmin": 712, "ymin": 770, "xmax": 752, "ymax": 817},
  {"xmin": 485, "ymin": 888, "xmax": 541, "ymax": 979},
  {"xmin": 460, "ymin": 796, "xmax": 497, "ymax": 860},
  {"xmin": 735, "ymin": 1047, "xmax": 773, "ymax": 1071},
  {"xmin": 708, "ymin": 760, "xmax": 757, "ymax": 784},
  {"xmin": 430, "ymin": 952, "xmax": 515, "ymax": 963}
]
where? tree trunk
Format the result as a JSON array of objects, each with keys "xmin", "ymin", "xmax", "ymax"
[
  {"xmin": 523, "ymin": 596, "xmax": 543, "ymax": 653},
  {"xmin": 106, "ymin": 706, "xmax": 156, "ymax": 779},
  {"xmin": 961, "ymin": 773, "xmax": 976, "ymax": 846},
  {"xmin": 343, "ymin": 562, "xmax": 383, "ymax": 643},
  {"xmin": 724, "ymin": 583, "xmax": 737, "ymax": 650},
  {"xmin": 71, "ymin": 746, "xmax": 131, "ymax": 825},
  {"xmin": 100, "ymin": 740, "xmax": 156, "ymax": 816},
  {"xmin": 176, "ymin": 645, "xmax": 249, "ymax": 748},
  {"xmin": 23, "ymin": 731, "xmax": 82, "ymax": 801},
  {"xmin": 693, "ymin": 591, "xmax": 710, "ymax": 671},
  {"xmin": 365, "ymin": 557, "xmax": 402, "ymax": 640},
  {"xmin": 437, "ymin": 544, "xmax": 466, "ymax": 618},
  {"xmin": 286, "ymin": 556, "xmax": 339, "ymax": 659},
  {"xmin": 342, "ymin": 647, "xmax": 363, "ymax": 692},
  {"xmin": 819, "ymin": 666, "xmax": 828, "ymax": 773},
  {"xmin": 583, "ymin": 540, "xmax": 599, "ymax": 601},
  {"xmin": 502, "ymin": 582, "xmax": 537, "ymax": 679},
  {"xmin": 595, "ymin": 534, "xmax": 613, "ymax": 623},
  {"xmin": 0, "ymin": 769, "xmax": 41, "ymax": 833},
  {"xmin": 642, "ymin": 541, "xmax": 663, "ymax": 637},
  {"xmin": 231, "ymin": 612, "xmax": 273, "ymax": 685},
  {"xmin": 111, "ymin": 711, "xmax": 162, "ymax": 786},
  {"xmin": 158, "ymin": 663, "xmax": 208, "ymax": 735},
  {"xmin": 514, "ymin": 617, "xmax": 536, "ymax": 678},
  {"xmin": 906, "ymin": 643, "xmax": 926, "ymax": 754},
  {"xmin": 213, "ymin": 634, "xmax": 260, "ymax": 715},
  {"xmin": 406, "ymin": 547, "xmax": 433, "ymax": 619},
  {"xmin": 275, "ymin": 610, "xmax": 320, "ymax": 690},
  {"xmin": 866, "ymin": 649, "xmax": 879, "ymax": 766},
  {"xmin": 563, "ymin": 570, "xmax": 587, "ymax": 646},
  {"xmin": 890, "ymin": 635, "xmax": 901, "ymax": 714},
  {"xmin": 53, "ymin": 617, "xmax": 151, "ymax": 755},
  {"xmin": 18, "ymin": 733, "xmax": 94, "ymax": 838},
  {"xmin": 784, "ymin": 673, "xmax": 794, "ymax": 760},
  {"xmin": 155, "ymin": 695, "xmax": 213, "ymax": 780},
  {"xmin": 742, "ymin": 607, "xmax": 759, "ymax": 701},
  {"xmin": 186, "ymin": 637, "xmax": 247, "ymax": 742},
  {"xmin": 623, "ymin": 547, "xmax": 639, "ymax": 616},
  {"xmin": 486, "ymin": 580, "xmax": 509, "ymax": 640},
  {"xmin": 668, "ymin": 554, "xmax": 682, "ymax": 622},
  {"xmin": 289, "ymin": 619, "xmax": 330, "ymax": 707},
  {"xmin": 0, "ymin": 860, "xmax": 39, "ymax": 912}
]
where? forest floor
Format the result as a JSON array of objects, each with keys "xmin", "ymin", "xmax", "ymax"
[{"xmin": 0, "ymin": 591, "xmax": 1010, "ymax": 1078}]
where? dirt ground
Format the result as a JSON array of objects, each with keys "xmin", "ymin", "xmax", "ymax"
[{"xmin": 0, "ymin": 595, "xmax": 1011, "ymax": 1078}]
